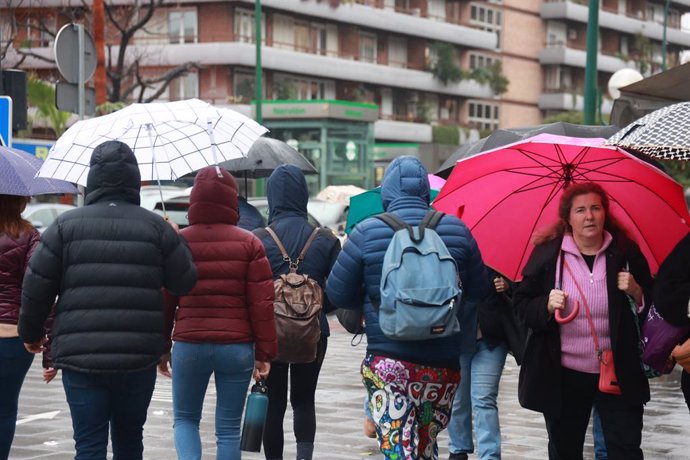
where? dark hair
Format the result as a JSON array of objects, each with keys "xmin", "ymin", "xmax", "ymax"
[
  {"xmin": 0, "ymin": 195, "xmax": 33, "ymax": 238},
  {"xmin": 533, "ymin": 182, "xmax": 628, "ymax": 245}
]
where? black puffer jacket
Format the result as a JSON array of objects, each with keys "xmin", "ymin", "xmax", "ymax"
[{"xmin": 19, "ymin": 141, "xmax": 197, "ymax": 373}]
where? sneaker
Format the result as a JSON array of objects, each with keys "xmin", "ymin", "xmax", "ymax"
[
  {"xmin": 363, "ymin": 417, "xmax": 377, "ymax": 438},
  {"xmin": 448, "ymin": 453, "xmax": 469, "ymax": 460}
]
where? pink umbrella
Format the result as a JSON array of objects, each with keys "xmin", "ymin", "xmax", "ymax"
[
  {"xmin": 433, "ymin": 133, "xmax": 690, "ymax": 281},
  {"xmin": 427, "ymin": 173, "xmax": 446, "ymax": 190}
]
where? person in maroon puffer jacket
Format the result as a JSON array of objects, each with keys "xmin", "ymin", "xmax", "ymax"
[
  {"xmin": 159, "ymin": 166, "xmax": 277, "ymax": 460},
  {"xmin": 0, "ymin": 194, "xmax": 40, "ymax": 459}
]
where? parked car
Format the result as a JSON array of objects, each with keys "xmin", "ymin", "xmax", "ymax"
[
  {"xmin": 152, "ymin": 195, "xmax": 322, "ymax": 230},
  {"xmin": 22, "ymin": 203, "xmax": 75, "ymax": 233},
  {"xmin": 140, "ymin": 185, "xmax": 190, "ymax": 211}
]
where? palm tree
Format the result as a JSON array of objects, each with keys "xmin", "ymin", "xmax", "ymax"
[{"xmin": 27, "ymin": 77, "xmax": 71, "ymax": 137}]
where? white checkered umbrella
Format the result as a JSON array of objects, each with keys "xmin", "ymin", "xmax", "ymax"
[
  {"xmin": 37, "ymin": 99, "xmax": 268, "ymax": 186},
  {"xmin": 606, "ymin": 102, "xmax": 690, "ymax": 160}
]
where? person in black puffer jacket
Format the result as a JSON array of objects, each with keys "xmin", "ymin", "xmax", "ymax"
[{"xmin": 18, "ymin": 140, "xmax": 197, "ymax": 460}]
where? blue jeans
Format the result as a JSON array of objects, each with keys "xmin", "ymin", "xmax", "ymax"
[
  {"xmin": 448, "ymin": 339, "xmax": 508, "ymax": 460},
  {"xmin": 592, "ymin": 407, "xmax": 608, "ymax": 460},
  {"xmin": 62, "ymin": 367, "xmax": 157, "ymax": 460},
  {"xmin": 0, "ymin": 337, "xmax": 34, "ymax": 460},
  {"xmin": 172, "ymin": 341, "xmax": 254, "ymax": 460}
]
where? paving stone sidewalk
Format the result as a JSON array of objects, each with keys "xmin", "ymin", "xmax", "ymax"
[{"xmin": 10, "ymin": 318, "xmax": 690, "ymax": 459}]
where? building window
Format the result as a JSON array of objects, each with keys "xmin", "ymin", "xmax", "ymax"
[
  {"xmin": 233, "ymin": 69, "xmax": 257, "ymax": 103},
  {"xmin": 169, "ymin": 73, "xmax": 198, "ymax": 101},
  {"xmin": 168, "ymin": 10, "xmax": 197, "ymax": 44},
  {"xmin": 428, "ymin": 0, "xmax": 446, "ymax": 21},
  {"xmin": 470, "ymin": 3, "xmax": 502, "ymax": 47},
  {"xmin": 359, "ymin": 32, "xmax": 377, "ymax": 63},
  {"xmin": 388, "ymin": 36, "xmax": 408, "ymax": 68},
  {"xmin": 273, "ymin": 74, "xmax": 334, "ymax": 100},
  {"xmin": 469, "ymin": 52, "xmax": 496, "ymax": 70},
  {"xmin": 26, "ymin": 17, "xmax": 55, "ymax": 47},
  {"xmin": 235, "ymin": 8, "xmax": 265, "ymax": 43},
  {"xmin": 468, "ymin": 101, "xmax": 499, "ymax": 131}
]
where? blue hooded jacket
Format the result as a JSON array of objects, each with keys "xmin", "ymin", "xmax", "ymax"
[
  {"xmin": 237, "ymin": 196, "xmax": 266, "ymax": 231},
  {"xmin": 253, "ymin": 165, "xmax": 341, "ymax": 338},
  {"xmin": 325, "ymin": 156, "xmax": 490, "ymax": 367}
]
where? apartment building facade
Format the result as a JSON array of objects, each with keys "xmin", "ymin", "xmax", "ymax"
[{"xmin": 2, "ymin": 0, "xmax": 690, "ymax": 174}]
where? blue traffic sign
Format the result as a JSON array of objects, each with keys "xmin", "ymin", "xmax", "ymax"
[{"xmin": 0, "ymin": 96, "xmax": 11, "ymax": 147}]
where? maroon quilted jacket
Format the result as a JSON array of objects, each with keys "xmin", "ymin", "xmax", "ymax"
[
  {"xmin": 164, "ymin": 167, "xmax": 277, "ymax": 362},
  {"xmin": 0, "ymin": 229, "xmax": 40, "ymax": 326}
]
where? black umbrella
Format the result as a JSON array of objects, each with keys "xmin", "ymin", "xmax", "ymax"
[
  {"xmin": 221, "ymin": 137, "xmax": 318, "ymax": 196},
  {"xmin": 436, "ymin": 122, "xmax": 621, "ymax": 178},
  {"xmin": 221, "ymin": 137, "xmax": 317, "ymax": 179}
]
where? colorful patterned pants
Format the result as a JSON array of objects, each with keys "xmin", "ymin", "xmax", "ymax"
[{"xmin": 361, "ymin": 354, "xmax": 460, "ymax": 460}]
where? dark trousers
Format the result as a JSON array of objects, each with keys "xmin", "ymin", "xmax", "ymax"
[
  {"xmin": 61, "ymin": 367, "xmax": 157, "ymax": 460},
  {"xmin": 0, "ymin": 337, "xmax": 34, "ymax": 460},
  {"xmin": 544, "ymin": 368, "xmax": 643, "ymax": 460},
  {"xmin": 263, "ymin": 337, "xmax": 327, "ymax": 460},
  {"xmin": 682, "ymin": 370, "xmax": 690, "ymax": 413}
]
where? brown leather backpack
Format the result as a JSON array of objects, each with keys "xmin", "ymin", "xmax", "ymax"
[{"xmin": 265, "ymin": 227, "xmax": 323, "ymax": 363}]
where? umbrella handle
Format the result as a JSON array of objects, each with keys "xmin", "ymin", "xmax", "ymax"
[{"xmin": 555, "ymin": 301, "xmax": 579, "ymax": 324}]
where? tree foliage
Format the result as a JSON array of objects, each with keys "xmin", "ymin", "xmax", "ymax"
[
  {"xmin": 26, "ymin": 77, "xmax": 71, "ymax": 136},
  {"xmin": 3, "ymin": 0, "xmax": 200, "ymax": 104},
  {"xmin": 470, "ymin": 61, "xmax": 509, "ymax": 95},
  {"xmin": 429, "ymin": 42, "xmax": 463, "ymax": 85}
]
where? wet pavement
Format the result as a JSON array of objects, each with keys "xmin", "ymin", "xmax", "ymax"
[{"xmin": 10, "ymin": 318, "xmax": 690, "ymax": 459}]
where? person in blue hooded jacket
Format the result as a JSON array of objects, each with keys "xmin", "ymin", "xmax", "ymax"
[
  {"xmin": 325, "ymin": 156, "xmax": 490, "ymax": 460},
  {"xmin": 237, "ymin": 195, "xmax": 266, "ymax": 231},
  {"xmin": 252, "ymin": 164, "xmax": 341, "ymax": 460}
]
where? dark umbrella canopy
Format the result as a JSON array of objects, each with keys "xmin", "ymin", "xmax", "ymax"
[
  {"xmin": 221, "ymin": 137, "xmax": 317, "ymax": 178},
  {"xmin": 0, "ymin": 146, "xmax": 78, "ymax": 196},
  {"xmin": 436, "ymin": 122, "xmax": 620, "ymax": 178}
]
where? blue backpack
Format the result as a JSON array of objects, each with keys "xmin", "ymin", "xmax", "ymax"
[{"xmin": 375, "ymin": 211, "xmax": 462, "ymax": 341}]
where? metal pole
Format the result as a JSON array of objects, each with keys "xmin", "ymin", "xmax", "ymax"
[
  {"xmin": 254, "ymin": 0, "xmax": 264, "ymax": 197},
  {"xmin": 77, "ymin": 24, "xmax": 86, "ymax": 207},
  {"xmin": 583, "ymin": 0, "xmax": 599, "ymax": 125},
  {"xmin": 662, "ymin": 0, "xmax": 670, "ymax": 71},
  {"xmin": 255, "ymin": 0, "xmax": 262, "ymax": 125}
]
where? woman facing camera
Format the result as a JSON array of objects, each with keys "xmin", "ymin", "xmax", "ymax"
[{"xmin": 514, "ymin": 182, "xmax": 653, "ymax": 460}]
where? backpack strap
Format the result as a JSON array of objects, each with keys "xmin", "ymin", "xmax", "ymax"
[
  {"xmin": 420, "ymin": 210, "xmax": 444, "ymax": 231},
  {"xmin": 265, "ymin": 226, "xmax": 292, "ymax": 267},
  {"xmin": 265, "ymin": 226, "xmax": 320, "ymax": 271},
  {"xmin": 375, "ymin": 213, "xmax": 409, "ymax": 232},
  {"xmin": 297, "ymin": 227, "xmax": 321, "ymax": 265}
]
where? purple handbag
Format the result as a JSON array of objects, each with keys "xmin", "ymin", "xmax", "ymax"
[{"xmin": 641, "ymin": 304, "xmax": 690, "ymax": 373}]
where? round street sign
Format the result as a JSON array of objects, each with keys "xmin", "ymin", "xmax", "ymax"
[{"xmin": 54, "ymin": 24, "xmax": 97, "ymax": 84}]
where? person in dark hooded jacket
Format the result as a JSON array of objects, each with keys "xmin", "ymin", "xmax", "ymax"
[
  {"xmin": 252, "ymin": 164, "xmax": 340, "ymax": 460},
  {"xmin": 325, "ymin": 156, "xmax": 489, "ymax": 460},
  {"xmin": 237, "ymin": 195, "xmax": 267, "ymax": 231},
  {"xmin": 18, "ymin": 140, "xmax": 197, "ymax": 460}
]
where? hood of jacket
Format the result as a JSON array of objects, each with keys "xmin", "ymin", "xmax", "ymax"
[
  {"xmin": 266, "ymin": 164, "xmax": 308, "ymax": 224},
  {"xmin": 188, "ymin": 166, "xmax": 239, "ymax": 225},
  {"xmin": 381, "ymin": 156, "xmax": 430, "ymax": 211},
  {"xmin": 85, "ymin": 141, "xmax": 141, "ymax": 206}
]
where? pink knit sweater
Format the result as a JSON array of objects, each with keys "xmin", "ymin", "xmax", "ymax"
[{"xmin": 558, "ymin": 233, "xmax": 613, "ymax": 374}]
